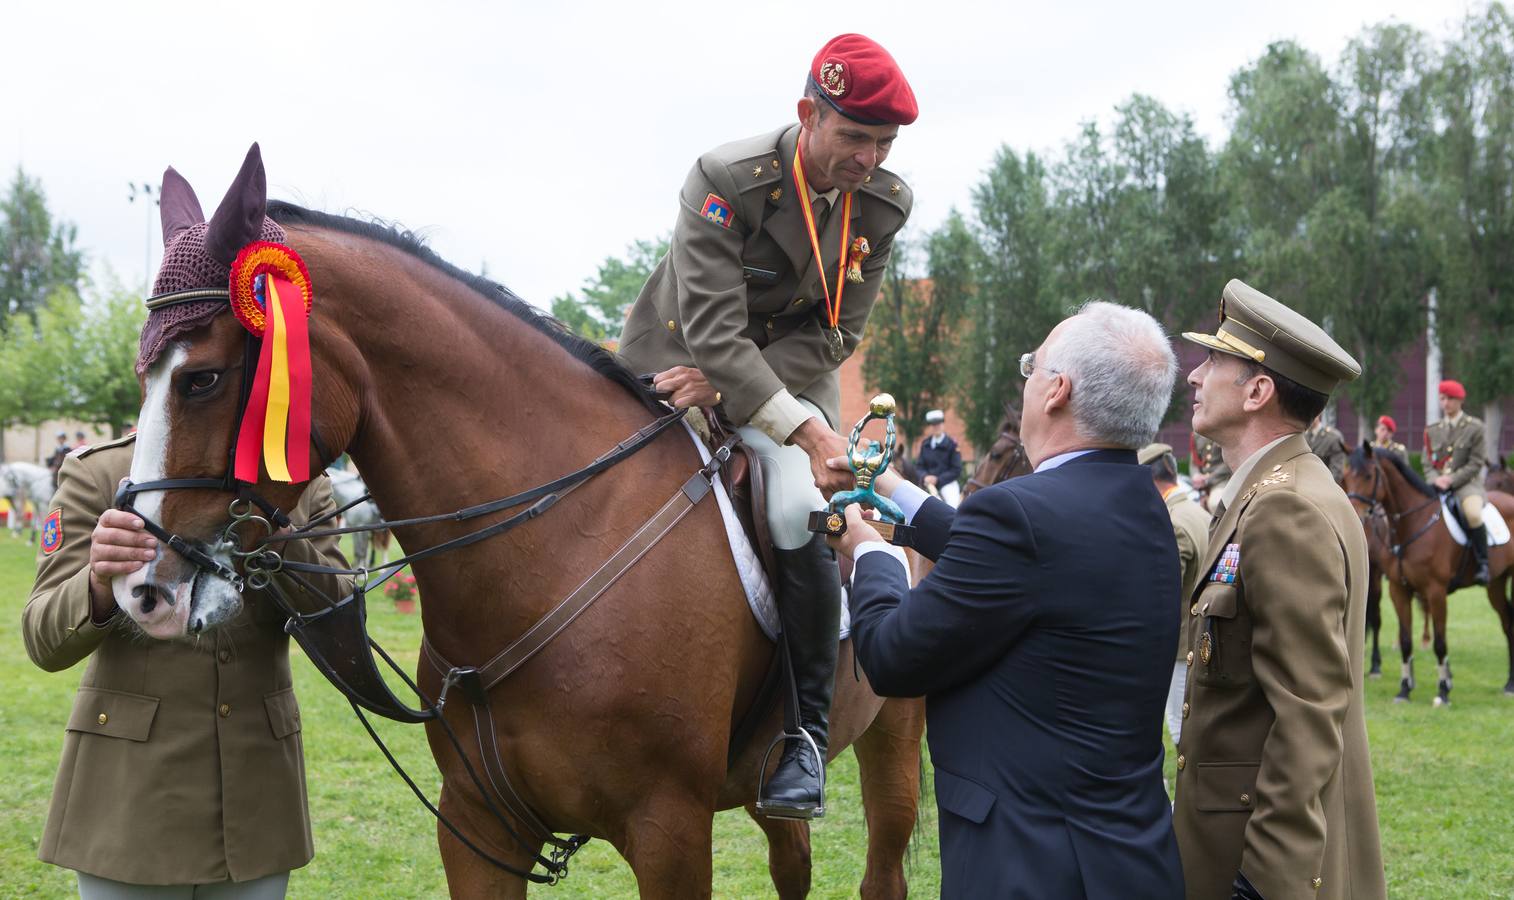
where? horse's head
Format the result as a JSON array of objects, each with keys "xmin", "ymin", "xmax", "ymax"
[
  {"xmin": 118, "ymin": 144, "xmax": 341, "ymax": 638},
  {"xmin": 963, "ymin": 402, "xmax": 1029, "ymax": 497},
  {"xmin": 1344, "ymin": 440, "xmax": 1388, "ymax": 520}
]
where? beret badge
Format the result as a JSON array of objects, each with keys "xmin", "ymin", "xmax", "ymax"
[{"xmin": 819, "ymin": 60, "xmax": 848, "ymax": 98}]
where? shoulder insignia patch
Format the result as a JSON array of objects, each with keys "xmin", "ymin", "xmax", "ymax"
[
  {"xmin": 41, "ymin": 508, "xmax": 63, "ymax": 555},
  {"xmin": 700, "ymin": 193, "xmax": 734, "ymax": 229},
  {"xmin": 1209, "ymin": 542, "xmax": 1239, "ymax": 583}
]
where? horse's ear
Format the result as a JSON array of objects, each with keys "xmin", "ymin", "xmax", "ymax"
[
  {"xmin": 205, "ymin": 143, "xmax": 267, "ymax": 266},
  {"xmin": 1361, "ymin": 439, "xmax": 1374, "ymax": 457},
  {"xmin": 159, "ymin": 166, "xmax": 204, "ymax": 243}
]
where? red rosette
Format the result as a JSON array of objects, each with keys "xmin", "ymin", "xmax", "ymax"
[{"xmin": 228, "ymin": 241, "xmax": 314, "ymax": 337}]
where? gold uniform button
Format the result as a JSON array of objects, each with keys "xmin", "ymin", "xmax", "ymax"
[
  {"xmin": 1239, "ymin": 792, "xmax": 1251, "ymax": 806},
  {"xmin": 765, "ymin": 319, "xmax": 775, "ymax": 331},
  {"xmin": 793, "ymin": 297, "xmax": 807, "ymax": 306},
  {"xmin": 665, "ymin": 320, "xmax": 676, "ymax": 332},
  {"xmin": 97, "ymin": 713, "xmax": 108, "ymax": 725},
  {"xmin": 1189, "ymin": 602, "xmax": 1199, "ymax": 616},
  {"xmin": 1186, "ymin": 651, "xmax": 1194, "ymax": 667},
  {"xmin": 218, "ymin": 704, "xmax": 231, "ymax": 718},
  {"xmin": 1312, "ymin": 877, "xmax": 1322, "ymax": 890},
  {"xmin": 218, "ymin": 649, "xmax": 230, "ymax": 663},
  {"xmin": 1181, "ymin": 702, "xmax": 1190, "ymax": 719},
  {"xmin": 1176, "ymin": 755, "xmax": 1185, "ymax": 771}
]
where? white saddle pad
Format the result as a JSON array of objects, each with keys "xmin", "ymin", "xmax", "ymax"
[
  {"xmin": 1441, "ymin": 497, "xmax": 1511, "ymax": 547},
  {"xmin": 681, "ymin": 423, "xmax": 850, "ymax": 642}
]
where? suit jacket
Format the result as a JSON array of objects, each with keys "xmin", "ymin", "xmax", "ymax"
[
  {"xmin": 617, "ymin": 123, "xmax": 911, "ymax": 429},
  {"xmin": 1173, "ymin": 434, "xmax": 1385, "ymax": 900},
  {"xmin": 22, "ymin": 434, "xmax": 350, "ymax": 885},
  {"xmin": 916, "ymin": 434, "xmax": 963, "ymax": 484},
  {"xmin": 850, "ymin": 449, "xmax": 1184, "ymax": 899},
  {"xmin": 1166, "ymin": 486, "xmax": 1212, "ymax": 662}
]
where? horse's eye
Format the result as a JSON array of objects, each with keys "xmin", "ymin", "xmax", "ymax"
[{"xmin": 185, "ymin": 371, "xmax": 221, "ymax": 396}]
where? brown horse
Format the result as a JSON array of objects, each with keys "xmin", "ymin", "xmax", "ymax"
[
  {"xmin": 1489, "ymin": 456, "xmax": 1514, "ymax": 496},
  {"xmin": 961, "ymin": 402, "xmax": 1033, "ymax": 498},
  {"xmin": 114, "ymin": 148, "xmax": 926, "ymax": 897},
  {"xmin": 1343, "ymin": 443, "xmax": 1514, "ymax": 704}
]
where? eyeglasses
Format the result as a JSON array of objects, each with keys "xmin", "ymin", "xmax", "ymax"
[{"xmin": 1019, "ymin": 352, "xmax": 1059, "ymax": 379}]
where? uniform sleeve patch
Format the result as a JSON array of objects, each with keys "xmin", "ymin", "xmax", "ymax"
[
  {"xmin": 41, "ymin": 508, "xmax": 63, "ymax": 555},
  {"xmin": 700, "ymin": 193, "xmax": 734, "ymax": 228}
]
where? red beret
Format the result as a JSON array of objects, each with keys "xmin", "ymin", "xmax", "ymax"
[
  {"xmin": 1439, "ymin": 379, "xmax": 1466, "ymax": 399},
  {"xmin": 810, "ymin": 34, "xmax": 918, "ymax": 126},
  {"xmin": 1377, "ymin": 415, "xmax": 1396, "ymax": 432}
]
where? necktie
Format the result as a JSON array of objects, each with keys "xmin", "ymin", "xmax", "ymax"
[{"xmin": 1208, "ymin": 499, "xmax": 1226, "ymax": 538}]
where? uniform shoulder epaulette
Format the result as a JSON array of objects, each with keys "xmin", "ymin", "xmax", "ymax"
[
  {"xmin": 709, "ymin": 128, "xmax": 787, "ymax": 195},
  {"xmin": 1239, "ymin": 460, "xmax": 1297, "ymax": 504},
  {"xmin": 860, "ymin": 167, "xmax": 912, "ymax": 216},
  {"xmin": 73, "ymin": 432, "xmax": 137, "ymax": 459}
]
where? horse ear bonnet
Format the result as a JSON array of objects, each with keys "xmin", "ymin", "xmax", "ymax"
[{"xmin": 139, "ymin": 143, "xmax": 287, "ymax": 375}]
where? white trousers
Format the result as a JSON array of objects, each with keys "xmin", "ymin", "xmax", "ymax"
[
  {"xmin": 737, "ymin": 399, "xmax": 828, "ymax": 550},
  {"xmin": 938, "ymin": 480, "xmax": 961, "ymax": 508},
  {"xmin": 1164, "ymin": 661, "xmax": 1187, "ymax": 744}
]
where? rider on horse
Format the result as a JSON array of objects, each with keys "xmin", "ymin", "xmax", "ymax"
[
  {"xmin": 618, "ymin": 33, "xmax": 917, "ymax": 818},
  {"xmin": 1373, "ymin": 414, "xmax": 1407, "ymax": 457},
  {"xmin": 1425, "ymin": 379, "xmax": 1490, "ymax": 585}
]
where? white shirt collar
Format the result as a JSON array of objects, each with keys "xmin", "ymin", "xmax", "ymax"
[
  {"xmin": 1034, "ymin": 448, "xmax": 1097, "ymax": 473},
  {"xmin": 806, "ymin": 183, "xmax": 840, "ymax": 209}
]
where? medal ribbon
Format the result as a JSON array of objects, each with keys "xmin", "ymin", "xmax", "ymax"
[
  {"xmin": 232, "ymin": 272, "xmax": 313, "ymax": 483},
  {"xmin": 791, "ymin": 142, "xmax": 853, "ymax": 335}
]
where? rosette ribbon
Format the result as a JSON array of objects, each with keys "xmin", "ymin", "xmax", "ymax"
[{"xmin": 228, "ymin": 242, "xmax": 314, "ymax": 483}]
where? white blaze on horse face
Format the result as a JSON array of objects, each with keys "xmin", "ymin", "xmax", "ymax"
[{"xmin": 114, "ymin": 345, "xmax": 194, "ymax": 638}]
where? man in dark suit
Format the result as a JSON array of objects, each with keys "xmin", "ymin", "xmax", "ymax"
[{"xmin": 831, "ymin": 301, "xmax": 1185, "ymax": 898}]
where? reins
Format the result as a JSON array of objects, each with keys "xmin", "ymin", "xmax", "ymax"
[{"xmin": 1348, "ymin": 457, "xmax": 1442, "ymax": 586}]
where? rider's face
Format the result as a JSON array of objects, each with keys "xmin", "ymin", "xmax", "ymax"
[
  {"xmin": 1439, "ymin": 394, "xmax": 1463, "ymax": 418},
  {"xmin": 1375, "ymin": 423, "xmax": 1391, "ymax": 443},
  {"xmin": 797, "ymin": 99, "xmax": 899, "ymax": 193}
]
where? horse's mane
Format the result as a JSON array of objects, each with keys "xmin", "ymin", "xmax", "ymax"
[
  {"xmin": 266, "ymin": 201, "xmax": 662, "ymax": 413},
  {"xmin": 1351, "ymin": 443, "xmax": 1435, "ymax": 498}
]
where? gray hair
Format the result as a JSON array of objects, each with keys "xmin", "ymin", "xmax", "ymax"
[{"xmin": 1042, "ymin": 301, "xmax": 1177, "ymax": 448}]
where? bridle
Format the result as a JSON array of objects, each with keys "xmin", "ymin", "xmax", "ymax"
[
  {"xmin": 964, "ymin": 427, "xmax": 1027, "ymax": 495},
  {"xmin": 115, "ymin": 286, "xmax": 731, "ymax": 884},
  {"xmin": 1346, "ymin": 456, "xmax": 1441, "ymax": 575}
]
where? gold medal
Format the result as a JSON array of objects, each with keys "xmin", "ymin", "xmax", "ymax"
[
  {"xmin": 826, "ymin": 327, "xmax": 845, "ymax": 362},
  {"xmin": 1198, "ymin": 632, "xmax": 1213, "ymax": 665}
]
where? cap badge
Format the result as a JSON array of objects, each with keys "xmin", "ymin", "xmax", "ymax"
[
  {"xmin": 819, "ymin": 59, "xmax": 848, "ymax": 97},
  {"xmin": 846, "ymin": 235, "xmax": 871, "ymax": 284},
  {"xmin": 700, "ymin": 192, "xmax": 733, "ymax": 229}
]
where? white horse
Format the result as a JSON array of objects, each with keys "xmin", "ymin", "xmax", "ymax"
[
  {"xmin": 326, "ymin": 467, "xmax": 391, "ymax": 572},
  {"xmin": 2, "ymin": 462, "xmax": 56, "ymax": 541}
]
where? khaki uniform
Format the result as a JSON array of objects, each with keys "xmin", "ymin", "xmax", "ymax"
[
  {"xmin": 1305, "ymin": 422, "xmax": 1348, "ymax": 483},
  {"xmin": 22, "ymin": 434, "xmax": 350, "ymax": 886},
  {"xmin": 1173, "ymin": 435, "xmax": 1385, "ymax": 900},
  {"xmin": 1192, "ymin": 434, "xmax": 1231, "ymax": 502},
  {"xmin": 1425, "ymin": 413, "xmax": 1487, "ymax": 527},
  {"xmin": 1372, "ymin": 439, "xmax": 1407, "ymax": 457},
  {"xmin": 1165, "ymin": 486, "xmax": 1211, "ymax": 662},
  {"xmin": 618, "ymin": 123, "xmax": 911, "ymax": 435}
]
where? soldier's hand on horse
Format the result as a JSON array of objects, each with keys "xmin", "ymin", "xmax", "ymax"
[
  {"xmin": 652, "ymin": 366, "xmax": 720, "ymax": 409},
  {"xmin": 1434, "ymin": 474, "xmax": 1452, "ymax": 491},
  {"xmin": 827, "ymin": 503, "xmax": 885, "ymax": 560},
  {"xmin": 88, "ymin": 499, "xmax": 157, "ymax": 620}
]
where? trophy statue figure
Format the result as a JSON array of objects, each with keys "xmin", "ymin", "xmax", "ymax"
[{"xmin": 808, "ymin": 393, "xmax": 915, "ymax": 547}]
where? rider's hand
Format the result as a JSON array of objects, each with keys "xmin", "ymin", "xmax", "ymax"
[
  {"xmin": 793, "ymin": 419, "xmax": 852, "ymax": 497},
  {"xmin": 1434, "ymin": 474, "xmax": 1452, "ymax": 491},
  {"xmin": 652, "ymin": 366, "xmax": 720, "ymax": 409},
  {"xmin": 827, "ymin": 503, "xmax": 885, "ymax": 560},
  {"xmin": 823, "ymin": 454, "xmax": 904, "ymax": 498},
  {"xmin": 923, "ymin": 474, "xmax": 937, "ymax": 487},
  {"xmin": 88, "ymin": 497, "xmax": 157, "ymax": 622}
]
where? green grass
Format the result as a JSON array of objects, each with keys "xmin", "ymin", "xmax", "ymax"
[{"xmin": 3, "ymin": 534, "xmax": 1512, "ymax": 897}]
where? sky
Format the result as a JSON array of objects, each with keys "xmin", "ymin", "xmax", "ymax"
[{"xmin": 1, "ymin": 0, "xmax": 1477, "ymax": 308}]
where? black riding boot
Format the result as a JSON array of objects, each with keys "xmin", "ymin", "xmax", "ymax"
[
  {"xmin": 1470, "ymin": 524, "xmax": 1490, "ymax": 585},
  {"xmin": 757, "ymin": 534, "xmax": 842, "ymax": 819}
]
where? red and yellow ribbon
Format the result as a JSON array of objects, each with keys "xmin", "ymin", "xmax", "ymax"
[
  {"xmin": 791, "ymin": 142, "xmax": 853, "ymax": 333},
  {"xmin": 229, "ymin": 242, "xmax": 314, "ymax": 484}
]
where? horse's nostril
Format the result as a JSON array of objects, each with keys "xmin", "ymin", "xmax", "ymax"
[{"xmin": 137, "ymin": 587, "xmax": 157, "ymax": 614}]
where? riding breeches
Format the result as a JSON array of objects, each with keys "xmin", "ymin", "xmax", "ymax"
[
  {"xmin": 738, "ymin": 398, "xmax": 827, "ymax": 551},
  {"xmin": 1454, "ymin": 482, "xmax": 1486, "ymax": 528}
]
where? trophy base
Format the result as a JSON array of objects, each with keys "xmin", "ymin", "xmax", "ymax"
[{"xmin": 808, "ymin": 510, "xmax": 916, "ymax": 548}]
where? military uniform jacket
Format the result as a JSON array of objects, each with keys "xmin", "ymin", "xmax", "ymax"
[
  {"xmin": 1165, "ymin": 486, "xmax": 1211, "ymax": 663},
  {"xmin": 1425, "ymin": 414, "xmax": 1487, "ymax": 496},
  {"xmin": 1193, "ymin": 434, "xmax": 1232, "ymax": 487},
  {"xmin": 22, "ymin": 435, "xmax": 350, "ymax": 885},
  {"xmin": 1173, "ymin": 434, "xmax": 1385, "ymax": 900},
  {"xmin": 1305, "ymin": 424, "xmax": 1348, "ymax": 483},
  {"xmin": 1371, "ymin": 439, "xmax": 1407, "ymax": 458},
  {"xmin": 618, "ymin": 124, "xmax": 911, "ymax": 430}
]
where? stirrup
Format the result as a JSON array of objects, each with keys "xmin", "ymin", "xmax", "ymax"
[{"xmin": 753, "ymin": 728, "xmax": 826, "ymax": 820}]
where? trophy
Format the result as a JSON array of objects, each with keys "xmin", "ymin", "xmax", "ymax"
[{"xmin": 808, "ymin": 393, "xmax": 916, "ymax": 547}]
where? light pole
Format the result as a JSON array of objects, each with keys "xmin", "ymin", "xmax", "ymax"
[{"xmin": 127, "ymin": 182, "xmax": 158, "ymax": 291}]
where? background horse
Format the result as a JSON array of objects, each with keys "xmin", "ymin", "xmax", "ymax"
[
  {"xmin": 961, "ymin": 402, "xmax": 1032, "ymax": 499},
  {"xmin": 1344, "ymin": 443, "xmax": 1514, "ymax": 704},
  {"xmin": 113, "ymin": 148, "xmax": 923, "ymax": 898},
  {"xmin": 327, "ymin": 468, "xmax": 392, "ymax": 571},
  {"xmin": 2, "ymin": 462, "xmax": 55, "ymax": 541}
]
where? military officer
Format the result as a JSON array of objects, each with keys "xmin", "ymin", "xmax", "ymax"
[
  {"xmin": 1372, "ymin": 415, "xmax": 1407, "ymax": 457},
  {"xmin": 617, "ymin": 33, "xmax": 916, "ymax": 818},
  {"xmin": 916, "ymin": 408, "xmax": 963, "ymax": 507},
  {"xmin": 1140, "ymin": 442, "xmax": 1210, "ymax": 745},
  {"xmin": 1190, "ymin": 432, "xmax": 1231, "ymax": 512},
  {"xmin": 1305, "ymin": 414, "xmax": 1348, "ymax": 483},
  {"xmin": 1425, "ymin": 379, "xmax": 1489, "ymax": 584},
  {"xmin": 23, "ymin": 433, "xmax": 350, "ymax": 898},
  {"xmin": 1176, "ymin": 279, "xmax": 1385, "ymax": 900}
]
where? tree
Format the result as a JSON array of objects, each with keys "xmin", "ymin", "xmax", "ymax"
[
  {"xmin": 73, "ymin": 284, "xmax": 147, "ymax": 436},
  {"xmin": 551, "ymin": 237, "xmax": 669, "ymax": 343},
  {"xmin": 0, "ymin": 168, "xmax": 85, "ymax": 330},
  {"xmin": 861, "ymin": 220, "xmax": 974, "ymax": 451}
]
